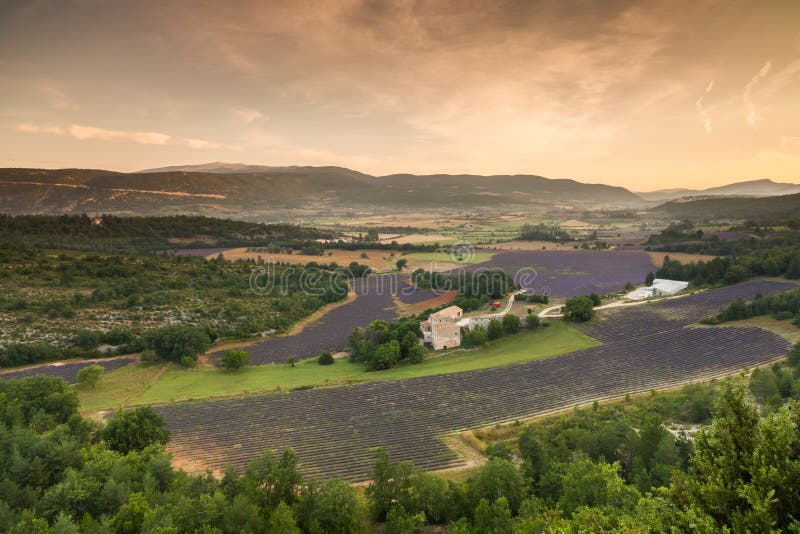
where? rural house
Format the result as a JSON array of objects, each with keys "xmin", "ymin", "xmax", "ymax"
[{"xmin": 420, "ymin": 305, "xmax": 463, "ymax": 350}]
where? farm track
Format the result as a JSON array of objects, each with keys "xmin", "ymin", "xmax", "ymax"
[{"xmin": 159, "ymin": 280, "xmax": 795, "ymax": 482}]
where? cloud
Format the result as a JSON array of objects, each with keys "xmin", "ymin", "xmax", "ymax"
[
  {"xmin": 695, "ymin": 80, "xmax": 714, "ymax": 135},
  {"xmin": 17, "ymin": 123, "xmax": 65, "ymax": 135},
  {"xmin": 743, "ymin": 61, "xmax": 771, "ymax": 127},
  {"xmin": 69, "ymin": 125, "xmax": 171, "ymax": 145},
  {"xmin": 17, "ymin": 122, "xmax": 237, "ymax": 150},
  {"xmin": 230, "ymin": 107, "xmax": 264, "ymax": 124}
]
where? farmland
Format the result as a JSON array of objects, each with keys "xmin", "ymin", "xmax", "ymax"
[
  {"xmin": 461, "ymin": 249, "xmax": 657, "ymax": 297},
  {"xmin": 0, "ymin": 355, "xmax": 137, "ymax": 383},
  {"xmin": 158, "ymin": 280, "xmax": 793, "ymax": 481},
  {"xmin": 78, "ymin": 321, "xmax": 596, "ymax": 412}
]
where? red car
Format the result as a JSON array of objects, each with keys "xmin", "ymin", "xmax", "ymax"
[{"xmin": 492, "ymin": 300, "xmax": 502, "ymax": 308}]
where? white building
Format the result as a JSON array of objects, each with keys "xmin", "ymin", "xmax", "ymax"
[{"xmin": 626, "ymin": 278, "xmax": 689, "ymax": 300}]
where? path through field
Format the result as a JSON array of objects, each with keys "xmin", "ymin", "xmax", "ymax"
[{"xmin": 158, "ymin": 280, "xmax": 795, "ymax": 481}]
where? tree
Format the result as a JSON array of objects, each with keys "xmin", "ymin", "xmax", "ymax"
[
  {"xmin": 466, "ymin": 458, "xmax": 526, "ymax": 514},
  {"xmin": 395, "ymin": 258, "xmax": 408, "ymax": 271},
  {"xmin": 589, "ymin": 293, "xmax": 602, "ymax": 306},
  {"xmin": 678, "ymin": 378, "xmax": 761, "ymax": 529},
  {"xmin": 102, "ymin": 406, "xmax": 170, "ymax": 454},
  {"xmin": 318, "ymin": 351, "xmax": 335, "ymax": 365},
  {"xmin": 142, "ymin": 325, "xmax": 211, "ymax": 363},
  {"xmin": 502, "ymin": 314, "xmax": 521, "ymax": 334},
  {"xmin": 645, "ymin": 272, "xmax": 655, "ymax": 286},
  {"xmin": 487, "ymin": 319, "xmax": 504, "ymax": 340},
  {"xmin": 557, "ymin": 455, "xmax": 640, "ymax": 514},
  {"xmin": 221, "ymin": 349, "xmax": 250, "ymax": 371},
  {"xmin": 285, "ymin": 355, "xmax": 296, "ymax": 367},
  {"xmin": 76, "ymin": 365, "xmax": 104, "ymax": 388},
  {"xmin": 267, "ymin": 501, "xmax": 301, "ymax": 534},
  {"xmin": 385, "ymin": 505, "xmax": 425, "ymax": 534},
  {"xmin": 304, "ymin": 478, "xmax": 366, "ymax": 533},
  {"xmin": 563, "ymin": 296, "xmax": 594, "ymax": 322},
  {"xmin": 72, "ymin": 330, "xmax": 102, "ymax": 351},
  {"xmin": 526, "ymin": 313, "xmax": 540, "ymax": 329},
  {"xmin": 369, "ymin": 340, "xmax": 400, "ymax": 371}
]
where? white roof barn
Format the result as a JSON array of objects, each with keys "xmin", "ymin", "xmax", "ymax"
[{"xmin": 626, "ymin": 278, "xmax": 689, "ymax": 300}]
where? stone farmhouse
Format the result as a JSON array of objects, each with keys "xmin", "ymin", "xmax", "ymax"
[{"xmin": 420, "ymin": 305, "xmax": 463, "ymax": 350}]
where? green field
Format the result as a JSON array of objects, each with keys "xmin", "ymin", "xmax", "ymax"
[{"xmin": 79, "ymin": 321, "xmax": 598, "ymax": 413}]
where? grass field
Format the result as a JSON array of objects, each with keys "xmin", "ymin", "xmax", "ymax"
[{"xmin": 78, "ymin": 321, "xmax": 598, "ymax": 413}]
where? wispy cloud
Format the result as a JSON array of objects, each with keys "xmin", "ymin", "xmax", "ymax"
[
  {"xmin": 17, "ymin": 123, "xmax": 238, "ymax": 150},
  {"xmin": 695, "ymin": 80, "xmax": 714, "ymax": 135},
  {"xmin": 230, "ymin": 107, "xmax": 264, "ymax": 124},
  {"xmin": 781, "ymin": 136, "xmax": 800, "ymax": 149},
  {"xmin": 743, "ymin": 61, "xmax": 771, "ymax": 127}
]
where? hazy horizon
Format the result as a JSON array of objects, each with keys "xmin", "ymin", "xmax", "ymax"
[{"xmin": 2, "ymin": 0, "xmax": 799, "ymax": 190}]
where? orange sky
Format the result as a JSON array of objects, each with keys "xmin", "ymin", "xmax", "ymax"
[{"xmin": 1, "ymin": 0, "xmax": 799, "ymax": 190}]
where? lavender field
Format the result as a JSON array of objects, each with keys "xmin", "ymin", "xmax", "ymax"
[
  {"xmin": 468, "ymin": 249, "xmax": 657, "ymax": 297},
  {"xmin": 0, "ymin": 356, "xmax": 137, "ymax": 384},
  {"xmin": 160, "ymin": 280, "xmax": 793, "ymax": 481}
]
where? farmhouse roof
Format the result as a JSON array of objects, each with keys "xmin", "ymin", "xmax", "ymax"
[{"xmin": 431, "ymin": 305, "xmax": 462, "ymax": 320}]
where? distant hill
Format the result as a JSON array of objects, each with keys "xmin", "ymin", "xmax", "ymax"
[
  {"xmin": 651, "ymin": 193, "xmax": 800, "ymax": 221},
  {"xmin": 0, "ymin": 165, "xmax": 641, "ymax": 217},
  {"xmin": 639, "ymin": 179, "xmax": 800, "ymax": 202}
]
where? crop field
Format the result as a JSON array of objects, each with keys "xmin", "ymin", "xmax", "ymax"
[
  {"xmin": 229, "ymin": 276, "xmax": 399, "ymax": 365},
  {"xmin": 0, "ymin": 356, "xmax": 137, "ymax": 383},
  {"xmin": 159, "ymin": 280, "xmax": 793, "ymax": 481},
  {"xmin": 461, "ymin": 250, "xmax": 656, "ymax": 297}
]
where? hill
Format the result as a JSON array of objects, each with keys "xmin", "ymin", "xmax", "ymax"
[
  {"xmin": 639, "ymin": 179, "xmax": 800, "ymax": 202},
  {"xmin": 0, "ymin": 165, "xmax": 641, "ymax": 217},
  {"xmin": 651, "ymin": 193, "xmax": 800, "ymax": 222}
]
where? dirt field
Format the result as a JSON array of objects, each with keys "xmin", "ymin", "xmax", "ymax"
[
  {"xmin": 380, "ymin": 233, "xmax": 455, "ymax": 245},
  {"xmin": 647, "ymin": 251, "xmax": 717, "ymax": 267},
  {"xmin": 476, "ymin": 240, "xmax": 577, "ymax": 251},
  {"xmin": 207, "ymin": 247, "xmax": 397, "ymax": 271},
  {"xmin": 394, "ymin": 290, "xmax": 457, "ymax": 315}
]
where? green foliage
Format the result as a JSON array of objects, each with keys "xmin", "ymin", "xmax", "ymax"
[
  {"xmin": 76, "ymin": 365, "xmax": 104, "ymax": 388},
  {"xmin": 318, "ymin": 351, "xmax": 335, "ymax": 365},
  {"xmin": 102, "ymin": 407, "xmax": 170, "ymax": 454},
  {"xmin": 143, "ymin": 324, "xmax": 211, "ymax": 363},
  {"xmin": 526, "ymin": 313, "xmax": 540, "ymax": 329},
  {"xmin": 72, "ymin": 330, "xmax": 102, "ymax": 350},
  {"xmin": 221, "ymin": 349, "xmax": 250, "ymax": 371},
  {"xmin": 563, "ymin": 295, "xmax": 594, "ymax": 322},
  {"xmin": 463, "ymin": 326, "xmax": 488, "ymax": 347},
  {"xmin": 407, "ymin": 344, "xmax": 426, "ymax": 364},
  {"xmin": 487, "ymin": 319, "xmax": 504, "ymax": 340},
  {"xmin": 501, "ymin": 314, "xmax": 521, "ymax": 334},
  {"xmin": 519, "ymin": 223, "xmax": 572, "ymax": 242}
]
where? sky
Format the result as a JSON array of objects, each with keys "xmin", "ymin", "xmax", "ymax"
[{"xmin": 1, "ymin": 0, "xmax": 799, "ymax": 191}]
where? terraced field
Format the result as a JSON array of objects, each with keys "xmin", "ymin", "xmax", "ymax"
[
  {"xmin": 0, "ymin": 356, "xmax": 137, "ymax": 383},
  {"xmin": 159, "ymin": 280, "xmax": 794, "ymax": 481}
]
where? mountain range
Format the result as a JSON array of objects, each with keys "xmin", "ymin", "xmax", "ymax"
[
  {"xmin": 637, "ymin": 179, "xmax": 800, "ymax": 201},
  {"xmin": 0, "ymin": 164, "xmax": 639, "ymax": 218},
  {"xmin": 0, "ymin": 163, "xmax": 798, "ymax": 219}
]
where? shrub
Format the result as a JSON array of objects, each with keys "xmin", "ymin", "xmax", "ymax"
[
  {"xmin": 487, "ymin": 319, "xmax": 504, "ymax": 340},
  {"xmin": 180, "ymin": 355, "xmax": 196, "ymax": 368},
  {"xmin": 222, "ymin": 349, "xmax": 250, "ymax": 371},
  {"xmin": 526, "ymin": 313, "xmax": 540, "ymax": 329},
  {"xmin": 407, "ymin": 345, "xmax": 426, "ymax": 364},
  {"xmin": 502, "ymin": 314, "xmax": 521, "ymax": 334},
  {"xmin": 464, "ymin": 326, "xmax": 488, "ymax": 347},
  {"xmin": 318, "ymin": 351, "xmax": 335, "ymax": 365}
]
